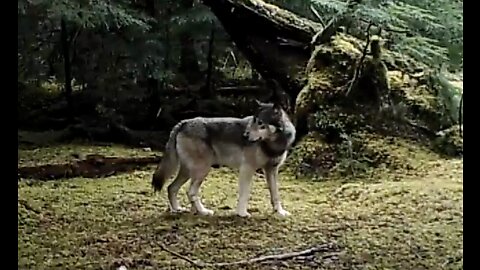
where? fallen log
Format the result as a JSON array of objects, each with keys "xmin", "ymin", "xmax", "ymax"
[
  {"xmin": 201, "ymin": 0, "xmax": 361, "ymax": 103},
  {"xmin": 18, "ymin": 154, "xmax": 161, "ymax": 181},
  {"xmin": 200, "ymin": 0, "xmax": 444, "ymax": 147}
]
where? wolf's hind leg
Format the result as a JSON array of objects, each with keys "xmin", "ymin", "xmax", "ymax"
[
  {"xmin": 176, "ymin": 135, "xmax": 214, "ymax": 216},
  {"xmin": 167, "ymin": 164, "xmax": 190, "ymax": 213},
  {"xmin": 188, "ymin": 165, "xmax": 214, "ymax": 216}
]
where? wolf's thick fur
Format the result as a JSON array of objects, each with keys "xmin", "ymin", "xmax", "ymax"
[{"xmin": 152, "ymin": 102, "xmax": 296, "ymax": 217}]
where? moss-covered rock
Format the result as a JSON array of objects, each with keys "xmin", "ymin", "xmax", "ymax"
[{"xmin": 291, "ymin": 31, "xmax": 462, "ymax": 179}]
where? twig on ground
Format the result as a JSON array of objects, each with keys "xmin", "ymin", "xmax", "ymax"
[
  {"xmin": 159, "ymin": 244, "xmax": 205, "ymax": 268},
  {"xmin": 213, "ymin": 244, "xmax": 333, "ymax": 267},
  {"xmin": 405, "ymin": 119, "xmax": 437, "ymax": 138},
  {"xmin": 160, "ymin": 243, "xmax": 336, "ymax": 268},
  {"xmin": 18, "ymin": 199, "xmax": 41, "ymax": 215}
]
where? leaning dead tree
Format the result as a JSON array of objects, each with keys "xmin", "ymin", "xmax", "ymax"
[
  {"xmin": 202, "ymin": 0, "xmax": 357, "ymax": 102},
  {"xmin": 201, "ymin": 0, "xmax": 438, "ymax": 142}
]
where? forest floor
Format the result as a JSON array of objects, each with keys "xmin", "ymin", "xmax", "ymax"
[{"xmin": 18, "ymin": 141, "xmax": 463, "ymax": 270}]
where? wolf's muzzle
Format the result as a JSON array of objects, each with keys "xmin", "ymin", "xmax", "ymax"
[{"xmin": 243, "ymin": 132, "xmax": 259, "ymax": 143}]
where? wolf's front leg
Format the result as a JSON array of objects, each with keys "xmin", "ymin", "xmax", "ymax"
[
  {"xmin": 236, "ymin": 165, "xmax": 255, "ymax": 217},
  {"xmin": 264, "ymin": 166, "xmax": 290, "ymax": 217}
]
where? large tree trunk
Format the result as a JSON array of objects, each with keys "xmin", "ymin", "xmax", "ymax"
[
  {"xmin": 201, "ymin": 0, "xmax": 363, "ymax": 138},
  {"xmin": 179, "ymin": 0, "xmax": 202, "ymax": 83},
  {"xmin": 61, "ymin": 17, "xmax": 74, "ymax": 124},
  {"xmin": 201, "ymin": 0, "xmax": 347, "ymax": 100},
  {"xmin": 200, "ymin": 0, "xmax": 443, "ymax": 147}
]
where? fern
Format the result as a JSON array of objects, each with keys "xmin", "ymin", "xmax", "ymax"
[
  {"xmin": 394, "ymin": 36, "xmax": 449, "ymax": 67},
  {"xmin": 276, "ymin": 0, "xmax": 462, "ymax": 70},
  {"xmin": 430, "ymin": 69, "xmax": 462, "ymax": 126}
]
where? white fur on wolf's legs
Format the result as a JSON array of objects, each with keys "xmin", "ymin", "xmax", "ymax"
[
  {"xmin": 236, "ymin": 165, "xmax": 255, "ymax": 217},
  {"xmin": 188, "ymin": 176, "xmax": 214, "ymax": 216},
  {"xmin": 264, "ymin": 167, "xmax": 290, "ymax": 217},
  {"xmin": 167, "ymin": 166, "xmax": 190, "ymax": 213}
]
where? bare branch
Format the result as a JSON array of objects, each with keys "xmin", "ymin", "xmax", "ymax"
[
  {"xmin": 310, "ymin": 5, "xmax": 325, "ymax": 28},
  {"xmin": 345, "ymin": 22, "xmax": 374, "ymax": 96},
  {"xmin": 18, "ymin": 199, "xmax": 41, "ymax": 214},
  {"xmin": 212, "ymin": 244, "xmax": 334, "ymax": 267},
  {"xmin": 359, "ymin": 18, "xmax": 409, "ymax": 34},
  {"xmin": 160, "ymin": 243, "xmax": 337, "ymax": 268},
  {"xmin": 159, "ymin": 244, "xmax": 206, "ymax": 268},
  {"xmin": 311, "ymin": 0, "xmax": 362, "ymax": 45}
]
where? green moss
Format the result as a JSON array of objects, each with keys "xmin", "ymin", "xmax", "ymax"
[
  {"xmin": 388, "ymin": 71, "xmax": 411, "ymax": 90},
  {"xmin": 331, "ymin": 34, "xmax": 363, "ymax": 56},
  {"xmin": 295, "ymin": 69, "xmax": 336, "ymax": 124},
  {"xmin": 289, "ymin": 125, "xmax": 447, "ymax": 180},
  {"xmin": 18, "ymin": 143, "xmax": 463, "ymax": 269}
]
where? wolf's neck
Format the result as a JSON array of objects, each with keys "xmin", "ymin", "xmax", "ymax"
[{"xmin": 260, "ymin": 139, "xmax": 288, "ymax": 158}]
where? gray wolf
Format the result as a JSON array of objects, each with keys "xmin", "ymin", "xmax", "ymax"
[{"xmin": 151, "ymin": 101, "xmax": 296, "ymax": 217}]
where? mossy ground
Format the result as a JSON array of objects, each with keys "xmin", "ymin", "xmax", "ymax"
[{"xmin": 18, "ymin": 143, "xmax": 463, "ymax": 269}]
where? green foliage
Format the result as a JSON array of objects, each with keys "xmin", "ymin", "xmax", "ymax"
[
  {"xmin": 276, "ymin": 0, "xmax": 463, "ymax": 71},
  {"xmin": 429, "ymin": 69, "xmax": 463, "ymax": 126},
  {"xmin": 18, "ymin": 0, "xmax": 223, "ymax": 91},
  {"xmin": 19, "ymin": 0, "xmax": 151, "ymax": 30}
]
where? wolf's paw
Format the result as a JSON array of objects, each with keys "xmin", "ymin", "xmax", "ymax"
[
  {"xmin": 275, "ymin": 208, "xmax": 291, "ymax": 217},
  {"xmin": 197, "ymin": 208, "xmax": 215, "ymax": 216},
  {"xmin": 236, "ymin": 211, "xmax": 251, "ymax": 218},
  {"xmin": 170, "ymin": 206, "xmax": 189, "ymax": 213}
]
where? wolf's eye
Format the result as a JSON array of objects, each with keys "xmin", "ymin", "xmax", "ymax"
[{"xmin": 257, "ymin": 120, "xmax": 264, "ymax": 126}]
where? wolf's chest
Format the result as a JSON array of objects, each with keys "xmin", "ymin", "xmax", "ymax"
[
  {"xmin": 237, "ymin": 145, "xmax": 285, "ymax": 169},
  {"xmin": 211, "ymin": 143, "xmax": 280, "ymax": 169}
]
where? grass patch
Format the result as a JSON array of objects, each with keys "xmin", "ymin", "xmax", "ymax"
[{"xmin": 18, "ymin": 144, "xmax": 462, "ymax": 269}]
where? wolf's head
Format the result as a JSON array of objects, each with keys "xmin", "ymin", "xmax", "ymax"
[
  {"xmin": 254, "ymin": 99, "xmax": 288, "ymax": 130},
  {"xmin": 242, "ymin": 100, "xmax": 289, "ymax": 143},
  {"xmin": 243, "ymin": 115, "xmax": 280, "ymax": 142}
]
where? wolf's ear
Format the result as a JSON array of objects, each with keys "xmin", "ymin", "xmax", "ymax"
[
  {"xmin": 268, "ymin": 124, "xmax": 277, "ymax": 133},
  {"xmin": 254, "ymin": 99, "xmax": 269, "ymax": 108},
  {"xmin": 273, "ymin": 102, "xmax": 283, "ymax": 112}
]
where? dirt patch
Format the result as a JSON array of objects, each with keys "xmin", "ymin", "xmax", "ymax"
[{"xmin": 18, "ymin": 154, "xmax": 161, "ymax": 180}]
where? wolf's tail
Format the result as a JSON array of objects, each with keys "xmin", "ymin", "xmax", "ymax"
[{"xmin": 152, "ymin": 121, "xmax": 185, "ymax": 192}]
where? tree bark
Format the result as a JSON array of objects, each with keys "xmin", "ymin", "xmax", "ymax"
[
  {"xmin": 179, "ymin": 0, "xmax": 202, "ymax": 83},
  {"xmin": 200, "ymin": 0, "xmax": 359, "ymax": 102},
  {"xmin": 203, "ymin": 23, "xmax": 216, "ymax": 97},
  {"xmin": 145, "ymin": 0, "xmax": 161, "ymax": 126},
  {"xmin": 61, "ymin": 17, "xmax": 74, "ymax": 124}
]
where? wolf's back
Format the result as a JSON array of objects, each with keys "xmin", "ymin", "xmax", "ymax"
[{"xmin": 151, "ymin": 121, "xmax": 186, "ymax": 191}]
